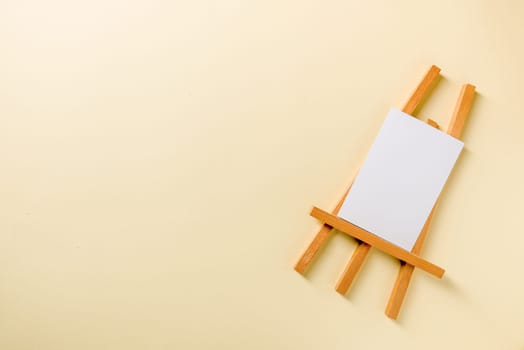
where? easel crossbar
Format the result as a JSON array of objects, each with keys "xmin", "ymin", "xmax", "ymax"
[{"xmin": 309, "ymin": 206, "xmax": 445, "ymax": 278}]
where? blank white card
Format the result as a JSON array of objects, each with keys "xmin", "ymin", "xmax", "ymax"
[{"xmin": 338, "ymin": 108, "xmax": 464, "ymax": 251}]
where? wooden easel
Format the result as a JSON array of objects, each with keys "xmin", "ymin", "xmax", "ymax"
[{"xmin": 294, "ymin": 65, "xmax": 476, "ymax": 319}]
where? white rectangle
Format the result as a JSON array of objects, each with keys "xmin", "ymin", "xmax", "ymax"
[{"xmin": 338, "ymin": 108, "xmax": 464, "ymax": 251}]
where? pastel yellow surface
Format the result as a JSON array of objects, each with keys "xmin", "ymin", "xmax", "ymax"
[{"xmin": 1, "ymin": 1, "xmax": 522, "ymax": 349}]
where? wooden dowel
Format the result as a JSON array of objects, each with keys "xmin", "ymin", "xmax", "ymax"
[
  {"xmin": 335, "ymin": 242, "xmax": 370, "ymax": 294},
  {"xmin": 402, "ymin": 65, "xmax": 441, "ymax": 115},
  {"xmin": 295, "ymin": 65, "xmax": 441, "ymax": 275},
  {"xmin": 294, "ymin": 224, "xmax": 334, "ymax": 274},
  {"xmin": 334, "ymin": 65, "xmax": 441, "ymax": 293},
  {"xmin": 336, "ymin": 118, "xmax": 439, "ymax": 294},
  {"xmin": 384, "ymin": 207, "xmax": 435, "ymax": 318},
  {"xmin": 294, "ymin": 187, "xmax": 350, "ymax": 274},
  {"xmin": 310, "ymin": 207, "xmax": 445, "ymax": 278},
  {"xmin": 447, "ymin": 84, "xmax": 476, "ymax": 138},
  {"xmin": 385, "ymin": 83, "xmax": 476, "ymax": 319}
]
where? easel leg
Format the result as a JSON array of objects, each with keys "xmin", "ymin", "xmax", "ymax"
[
  {"xmin": 334, "ymin": 65, "xmax": 441, "ymax": 293},
  {"xmin": 294, "ymin": 188, "xmax": 350, "ymax": 274},
  {"xmin": 295, "ymin": 65, "xmax": 441, "ymax": 277},
  {"xmin": 385, "ymin": 84, "xmax": 476, "ymax": 319},
  {"xmin": 294, "ymin": 224, "xmax": 333, "ymax": 274},
  {"xmin": 385, "ymin": 263, "xmax": 414, "ymax": 318},
  {"xmin": 335, "ymin": 241, "xmax": 370, "ymax": 294},
  {"xmin": 385, "ymin": 208, "xmax": 434, "ymax": 318}
]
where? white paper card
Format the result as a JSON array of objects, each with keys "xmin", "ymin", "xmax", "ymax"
[{"xmin": 338, "ymin": 108, "xmax": 464, "ymax": 251}]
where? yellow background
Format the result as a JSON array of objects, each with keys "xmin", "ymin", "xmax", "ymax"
[{"xmin": 1, "ymin": 0, "xmax": 523, "ymax": 349}]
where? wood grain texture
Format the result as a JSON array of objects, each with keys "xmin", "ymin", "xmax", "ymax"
[
  {"xmin": 309, "ymin": 207, "xmax": 445, "ymax": 278},
  {"xmin": 385, "ymin": 83, "xmax": 476, "ymax": 319},
  {"xmin": 334, "ymin": 66, "xmax": 441, "ymax": 292}
]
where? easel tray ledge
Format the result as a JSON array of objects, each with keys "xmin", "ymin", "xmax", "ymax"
[{"xmin": 309, "ymin": 206, "xmax": 445, "ymax": 278}]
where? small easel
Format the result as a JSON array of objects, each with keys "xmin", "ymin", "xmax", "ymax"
[{"xmin": 294, "ymin": 65, "xmax": 476, "ymax": 319}]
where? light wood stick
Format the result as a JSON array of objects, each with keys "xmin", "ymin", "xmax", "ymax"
[
  {"xmin": 334, "ymin": 65, "xmax": 441, "ymax": 292},
  {"xmin": 310, "ymin": 207, "xmax": 445, "ymax": 278},
  {"xmin": 447, "ymin": 84, "xmax": 476, "ymax": 138},
  {"xmin": 402, "ymin": 65, "xmax": 441, "ymax": 115},
  {"xmin": 335, "ymin": 242, "xmax": 371, "ymax": 293},
  {"xmin": 295, "ymin": 65, "xmax": 441, "ymax": 275},
  {"xmin": 335, "ymin": 118, "xmax": 439, "ymax": 294},
  {"xmin": 385, "ymin": 84, "xmax": 476, "ymax": 319},
  {"xmin": 294, "ymin": 188, "xmax": 350, "ymax": 274}
]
